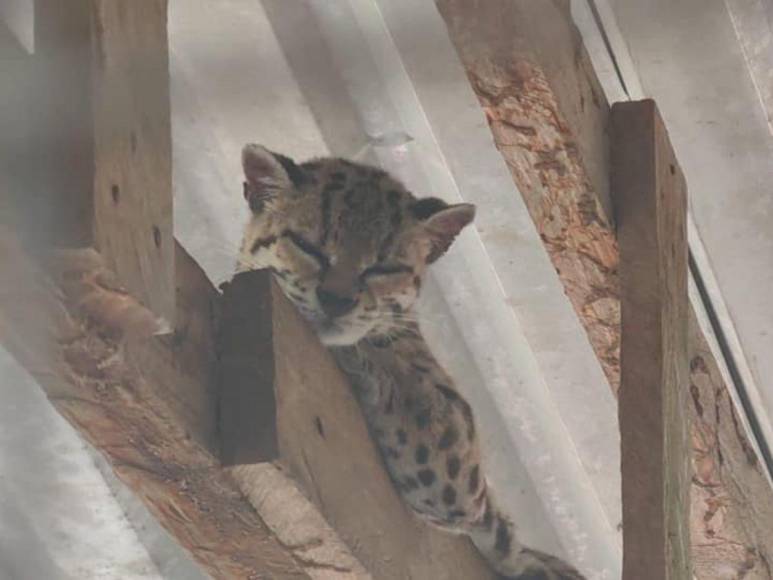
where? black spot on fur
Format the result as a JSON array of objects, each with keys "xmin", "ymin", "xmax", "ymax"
[
  {"xmin": 288, "ymin": 291, "xmax": 307, "ymax": 303},
  {"xmin": 417, "ymin": 469, "xmax": 436, "ymax": 487},
  {"xmin": 377, "ymin": 189, "xmax": 403, "ymax": 260},
  {"xmin": 460, "ymin": 401, "xmax": 476, "ymax": 441},
  {"xmin": 250, "ymin": 234, "xmax": 278, "ymax": 254},
  {"xmin": 442, "ymin": 485, "xmax": 456, "ymax": 506},
  {"xmin": 273, "ymin": 152, "xmax": 308, "ymax": 187},
  {"xmin": 446, "ymin": 455, "xmax": 461, "ymax": 479},
  {"xmin": 410, "ymin": 197, "xmax": 448, "ymax": 220},
  {"xmin": 283, "ymin": 229, "xmax": 329, "ymax": 268},
  {"xmin": 403, "ymin": 476, "xmax": 419, "ymax": 491},
  {"xmin": 448, "ymin": 509, "xmax": 466, "ymax": 520},
  {"xmin": 396, "ymin": 429, "xmax": 408, "ymax": 445},
  {"xmin": 495, "ymin": 517, "xmax": 512, "ymax": 556},
  {"xmin": 385, "ymin": 447, "xmax": 400, "ymax": 460},
  {"xmin": 415, "ymin": 408, "xmax": 431, "ymax": 429},
  {"xmin": 320, "ymin": 185, "xmax": 336, "ymax": 244},
  {"xmin": 438, "ymin": 426, "xmax": 459, "ymax": 450},
  {"xmin": 482, "ymin": 499, "xmax": 494, "ymax": 530},
  {"xmin": 468, "ymin": 465, "xmax": 480, "ymax": 493},
  {"xmin": 435, "ymin": 383, "xmax": 460, "ymax": 401},
  {"xmin": 422, "ymin": 499, "xmax": 436, "ymax": 508},
  {"xmin": 415, "ymin": 444, "xmax": 430, "ymax": 465},
  {"xmin": 300, "ymin": 160, "xmax": 322, "ymax": 171}
]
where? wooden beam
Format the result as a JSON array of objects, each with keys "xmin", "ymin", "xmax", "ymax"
[
  {"xmin": 437, "ymin": 3, "xmax": 773, "ymax": 574},
  {"xmin": 612, "ymin": 99, "xmax": 691, "ymax": 579},
  {"xmin": 435, "ymin": 0, "xmax": 621, "ymax": 390},
  {"xmin": 219, "ymin": 270, "xmax": 496, "ymax": 580},
  {"xmin": 0, "ymin": 213, "xmax": 493, "ymax": 578},
  {"xmin": 0, "ymin": 228, "xmax": 308, "ymax": 578},
  {"xmin": 34, "ymin": 0, "xmax": 174, "ymax": 325},
  {"xmin": 218, "ymin": 271, "xmax": 279, "ymax": 465}
]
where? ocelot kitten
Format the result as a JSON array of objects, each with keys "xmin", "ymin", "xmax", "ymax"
[{"xmin": 237, "ymin": 144, "xmax": 586, "ymax": 580}]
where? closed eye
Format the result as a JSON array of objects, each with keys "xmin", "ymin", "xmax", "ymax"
[
  {"xmin": 361, "ymin": 264, "xmax": 413, "ymax": 278},
  {"xmin": 284, "ymin": 230, "xmax": 330, "ymax": 268}
]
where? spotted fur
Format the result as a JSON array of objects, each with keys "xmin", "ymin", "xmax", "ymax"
[{"xmin": 237, "ymin": 144, "xmax": 586, "ymax": 580}]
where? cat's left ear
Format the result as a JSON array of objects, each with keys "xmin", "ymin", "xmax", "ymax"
[
  {"xmin": 412, "ymin": 198, "xmax": 476, "ymax": 263},
  {"xmin": 241, "ymin": 144, "xmax": 306, "ymax": 212}
]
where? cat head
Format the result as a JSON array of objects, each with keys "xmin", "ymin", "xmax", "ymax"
[{"xmin": 237, "ymin": 144, "xmax": 475, "ymax": 346}]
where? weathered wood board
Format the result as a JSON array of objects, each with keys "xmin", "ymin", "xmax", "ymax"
[
  {"xmin": 218, "ymin": 270, "xmax": 496, "ymax": 580},
  {"xmin": 436, "ymin": 3, "xmax": 773, "ymax": 575},
  {"xmin": 613, "ymin": 99, "xmax": 691, "ymax": 579},
  {"xmin": 34, "ymin": 0, "xmax": 174, "ymax": 325}
]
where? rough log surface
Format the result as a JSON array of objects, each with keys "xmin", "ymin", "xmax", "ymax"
[{"xmin": 436, "ymin": 1, "xmax": 773, "ymax": 577}]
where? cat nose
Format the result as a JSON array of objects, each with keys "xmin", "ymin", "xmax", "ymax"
[{"xmin": 316, "ymin": 288, "xmax": 358, "ymax": 318}]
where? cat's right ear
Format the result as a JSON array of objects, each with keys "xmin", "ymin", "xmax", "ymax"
[{"xmin": 241, "ymin": 144, "xmax": 293, "ymax": 212}]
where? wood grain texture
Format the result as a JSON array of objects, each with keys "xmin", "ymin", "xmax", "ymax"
[
  {"xmin": 437, "ymin": 4, "xmax": 773, "ymax": 574},
  {"xmin": 612, "ymin": 99, "xmax": 691, "ymax": 580},
  {"xmin": 232, "ymin": 464, "xmax": 372, "ymax": 580},
  {"xmin": 34, "ymin": 0, "xmax": 174, "ymax": 325},
  {"xmin": 0, "ymin": 218, "xmax": 496, "ymax": 579},
  {"xmin": 436, "ymin": 0, "xmax": 621, "ymax": 391},
  {"xmin": 221, "ymin": 270, "xmax": 496, "ymax": 580},
  {"xmin": 0, "ymin": 228, "xmax": 308, "ymax": 579},
  {"xmin": 687, "ymin": 304, "xmax": 773, "ymax": 579}
]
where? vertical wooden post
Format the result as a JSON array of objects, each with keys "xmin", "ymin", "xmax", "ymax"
[
  {"xmin": 34, "ymin": 0, "xmax": 174, "ymax": 326},
  {"xmin": 612, "ymin": 99, "xmax": 691, "ymax": 580},
  {"xmin": 218, "ymin": 271, "xmax": 280, "ymax": 465}
]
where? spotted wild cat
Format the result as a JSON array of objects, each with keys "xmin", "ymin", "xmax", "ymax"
[{"xmin": 236, "ymin": 144, "xmax": 586, "ymax": 580}]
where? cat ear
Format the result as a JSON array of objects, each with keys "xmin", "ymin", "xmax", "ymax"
[
  {"xmin": 411, "ymin": 198, "xmax": 476, "ymax": 263},
  {"xmin": 241, "ymin": 144, "xmax": 304, "ymax": 212}
]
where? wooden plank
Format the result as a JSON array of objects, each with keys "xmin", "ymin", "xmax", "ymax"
[
  {"xmin": 612, "ymin": 99, "xmax": 691, "ymax": 580},
  {"xmin": 0, "ymin": 213, "xmax": 490, "ymax": 578},
  {"xmin": 437, "ymin": 3, "xmax": 773, "ymax": 572},
  {"xmin": 218, "ymin": 271, "xmax": 279, "ymax": 465},
  {"xmin": 34, "ymin": 0, "xmax": 174, "ymax": 325},
  {"xmin": 435, "ymin": 0, "xmax": 621, "ymax": 390},
  {"xmin": 219, "ymin": 270, "xmax": 496, "ymax": 580},
  {"xmin": 0, "ymin": 226, "xmax": 309, "ymax": 579}
]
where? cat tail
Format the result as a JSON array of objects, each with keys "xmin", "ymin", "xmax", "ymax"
[{"xmin": 465, "ymin": 489, "xmax": 587, "ymax": 580}]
